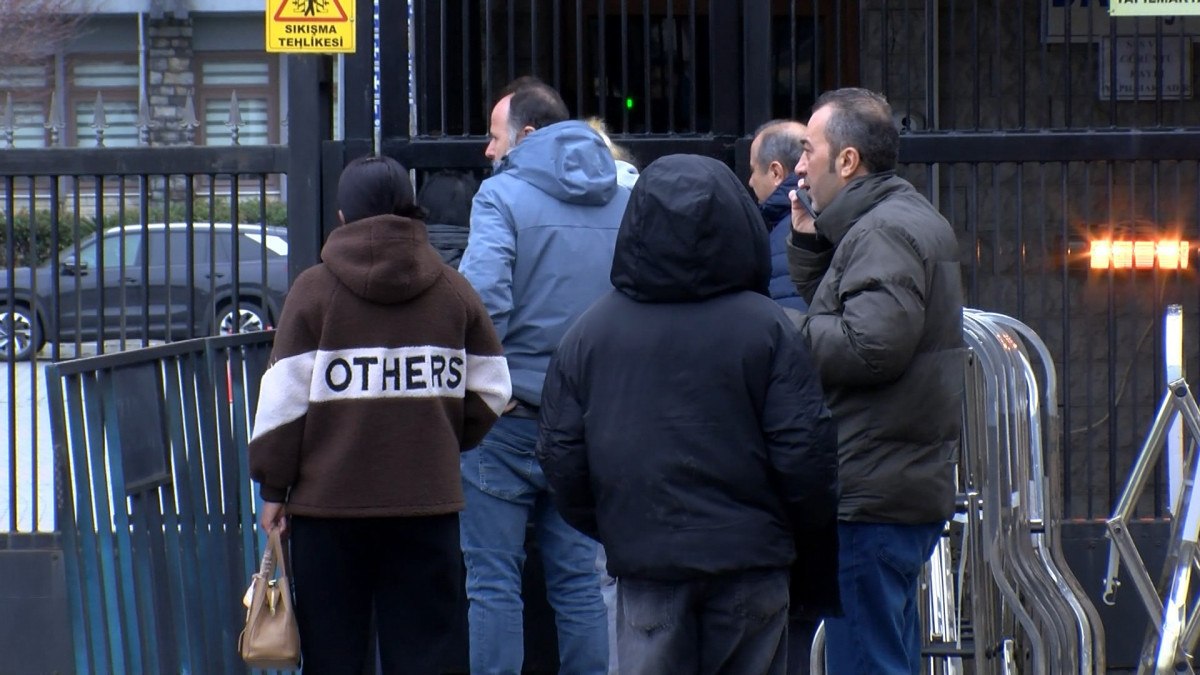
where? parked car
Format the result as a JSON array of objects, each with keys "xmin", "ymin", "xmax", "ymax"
[{"xmin": 0, "ymin": 222, "xmax": 289, "ymax": 360}]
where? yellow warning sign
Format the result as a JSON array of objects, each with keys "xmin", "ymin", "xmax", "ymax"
[
  {"xmin": 266, "ymin": 0, "xmax": 355, "ymax": 54},
  {"xmin": 1110, "ymin": 0, "xmax": 1200, "ymax": 16}
]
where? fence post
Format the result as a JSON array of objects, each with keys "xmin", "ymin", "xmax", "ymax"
[
  {"xmin": 286, "ymin": 54, "xmax": 333, "ymax": 282},
  {"xmin": 742, "ymin": 2, "xmax": 772, "ymax": 133},
  {"xmin": 709, "ymin": 2, "xmax": 742, "ymax": 137},
  {"xmin": 343, "ymin": 0, "xmax": 377, "ymax": 143},
  {"xmin": 378, "ymin": 0, "xmax": 411, "ymax": 143}
]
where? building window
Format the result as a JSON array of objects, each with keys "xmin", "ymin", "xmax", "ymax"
[
  {"xmin": 69, "ymin": 58, "xmax": 140, "ymax": 147},
  {"xmin": 197, "ymin": 56, "xmax": 276, "ymax": 146},
  {"xmin": 0, "ymin": 63, "xmax": 51, "ymax": 148}
]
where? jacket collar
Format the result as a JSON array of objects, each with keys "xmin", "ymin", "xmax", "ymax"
[
  {"xmin": 815, "ymin": 171, "xmax": 907, "ymax": 245},
  {"xmin": 759, "ymin": 175, "xmax": 798, "ymax": 230}
]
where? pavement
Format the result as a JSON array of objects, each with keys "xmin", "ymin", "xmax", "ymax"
[
  {"xmin": 0, "ymin": 341, "xmax": 141, "ymax": 533},
  {"xmin": 0, "ymin": 356, "xmax": 55, "ymax": 532}
]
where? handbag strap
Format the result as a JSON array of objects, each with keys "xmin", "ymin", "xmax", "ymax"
[
  {"xmin": 257, "ymin": 534, "xmax": 275, "ymax": 578},
  {"xmin": 265, "ymin": 528, "xmax": 290, "ymax": 579}
]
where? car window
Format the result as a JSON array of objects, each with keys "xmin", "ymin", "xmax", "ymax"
[
  {"xmin": 143, "ymin": 231, "xmax": 170, "ymax": 267},
  {"xmin": 190, "ymin": 228, "xmax": 230, "ymax": 265},
  {"xmin": 77, "ymin": 232, "xmax": 143, "ymax": 269},
  {"xmin": 237, "ymin": 231, "xmax": 288, "ymax": 261},
  {"xmin": 145, "ymin": 230, "xmax": 211, "ymax": 267}
]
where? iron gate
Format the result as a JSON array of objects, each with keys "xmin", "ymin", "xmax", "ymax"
[
  {"xmin": 4, "ymin": 0, "xmax": 1200, "ymax": 671},
  {"xmin": 335, "ymin": 0, "xmax": 1200, "ymax": 522},
  {"xmin": 3, "ymin": 0, "xmax": 1193, "ymax": 528}
]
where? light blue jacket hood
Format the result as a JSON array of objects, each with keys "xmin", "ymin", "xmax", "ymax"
[
  {"xmin": 498, "ymin": 120, "xmax": 620, "ymax": 205},
  {"xmin": 460, "ymin": 120, "xmax": 630, "ymax": 405},
  {"xmin": 615, "ymin": 160, "xmax": 640, "ymax": 189}
]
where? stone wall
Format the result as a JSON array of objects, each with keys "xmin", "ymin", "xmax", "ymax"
[{"xmin": 145, "ymin": 16, "xmax": 195, "ymax": 146}]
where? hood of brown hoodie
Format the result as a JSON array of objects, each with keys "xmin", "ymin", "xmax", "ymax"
[{"xmin": 321, "ymin": 215, "xmax": 445, "ymax": 304}]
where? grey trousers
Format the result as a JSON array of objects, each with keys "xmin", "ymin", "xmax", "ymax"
[{"xmin": 617, "ymin": 567, "xmax": 790, "ymax": 675}]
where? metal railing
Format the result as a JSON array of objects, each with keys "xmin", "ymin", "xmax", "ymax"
[
  {"xmin": 381, "ymin": 2, "xmax": 1200, "ymax": 520},
  {"xmin": 959, "ymin": 310, "xmax": 1105, "ymax": 674},
  {"xmin": 1, "ymin": 146, "xmax": 288, "ymax": 534},
  {"xmin": 46, "ymin": 330, "xmax": 279, "ymax": 674},
  {"xmin": 1, "ymin": 86, "xmax": 264, "ymax": 149},
  {"xmin": 1104, "ymin": 305, "xmax": 1200, "ymax": 673},
  {"xmin": 1, "ymin": 76, "xmax": 291, "ymax": 536}
]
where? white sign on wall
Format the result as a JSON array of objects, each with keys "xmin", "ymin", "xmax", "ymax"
[
  {"xmin": 1110, "ymin": 0, "xmax": 1200, "ymax": 17},
  {"xmin": 1044, "ymin": 0, "xmax": 1200, "ymax": 43},
  {"xmin": 1099, "ymin": 36, "xmax": 1194, "ymax": 99}
]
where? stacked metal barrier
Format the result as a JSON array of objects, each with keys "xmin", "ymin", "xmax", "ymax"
[
  {"xmin": 1103, "ymin": 305, "xmax": 1200, "ymax": 674},
  {"xmin": 957, "ymin": 310, "xmax": 1105, "ymax": 674},
  {"xmin": 811, "ymin": 310, "xmax": 1105, "ymax": 674}
]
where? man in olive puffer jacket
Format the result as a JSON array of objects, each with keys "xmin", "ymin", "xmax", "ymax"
[{"xmin": 786, "ymin": 87, "xmax": 966, "ymax": 675}]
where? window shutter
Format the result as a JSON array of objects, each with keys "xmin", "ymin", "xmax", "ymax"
[
  {"xmin": 70, "ymin": 61, "xmax": 139, "ymax": 147},
  {"xmin": 201, "ymin": 60, "xmax": 271, "ymax": 145}
]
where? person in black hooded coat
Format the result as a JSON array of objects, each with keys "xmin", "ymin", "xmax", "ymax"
[
  {"xmin": 416, "ymin": 170, "xmax": 479, "ymax": 269},
  {"xmin": 536, "ymin": 154, "xmax": 840, "ymax": 675}
]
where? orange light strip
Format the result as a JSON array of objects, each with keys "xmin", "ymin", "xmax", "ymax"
[{"xmin": 1089, "ymin": 239, "xmax": 1190, "ymax": 270}]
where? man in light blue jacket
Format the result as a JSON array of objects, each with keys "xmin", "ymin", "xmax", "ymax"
[{"xmin": 458, "ymin": 77, "xmax": 629, "ymax": 675}]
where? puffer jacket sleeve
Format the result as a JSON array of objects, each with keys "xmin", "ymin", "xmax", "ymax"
[
  {"xmin": 461, "ymin": 289, "xmax": 512, "ymax": 450},
  {"xmin": 459, "ymin": 183, "xmax": 517, "ymax": 342},
  {"xmin": 248, "ymin": 270, "xmax": 324, "ymax": 503},
  {"xmin": 536, "ymin": 337, "xmax": 599, "ymax": 540},
  {"xmin": 786, "ymin": 234, "xmax": 834, "ymax": 304},
  {"xmin": 801, "ymin": 225, "xmax": 926, "ymax": 388},
  {"xmin": 762, "ymin": 318, "xmax": 839, "ymax": 528}
]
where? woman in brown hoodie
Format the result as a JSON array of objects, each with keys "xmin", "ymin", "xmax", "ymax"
[{"xmin": 249, "ymin": 155, "xmax": 511, "ymax": 674}]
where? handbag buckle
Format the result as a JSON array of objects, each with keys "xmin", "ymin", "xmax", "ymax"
[{"xmin": 267, "ymin": 579, "xmax": 279, "ymax": 616}]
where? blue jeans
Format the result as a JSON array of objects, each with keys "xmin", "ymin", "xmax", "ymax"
[
  {"xmin": 823, "ymin": 521, "xmax": 945, "ymax": 675},
  {"xmin": 617, "ymin": 568, "xmax": 790, "ymax": 675},
  {"xmin": 459, "ymin": 416, "xmax": 608, "ymax": 675}
]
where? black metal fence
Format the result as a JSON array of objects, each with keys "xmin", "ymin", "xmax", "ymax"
[
  {"xmin": 347, "ymin": 0, "xmax": 1200, "ymax": 521},
  {"xmin": 1, "ymin": 144, "xmax": 289, "ymax": 533},
  {"xmin": 0, "ymin": 0, "xmax": 1196, "ymax": 670},
  {"xmin": 7, "ymin": 0, "xmax": 1200, "ymax": 530},
  {"xmin": 46, "ymin": 331, "xmax": 273, "ymax": 674}
]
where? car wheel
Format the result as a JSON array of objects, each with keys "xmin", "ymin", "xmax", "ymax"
[
  {"xmin": 215, "ymin": 301, "xmax": 268, "ymax": 335},
  {"xmin": 0, "ymin": 304, "xmax": 45, "ymax": 361}
]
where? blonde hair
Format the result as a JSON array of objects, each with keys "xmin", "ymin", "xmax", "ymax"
[{"xmin": 585, "ymin": 116, "xmax": 636, "ymax": 165}]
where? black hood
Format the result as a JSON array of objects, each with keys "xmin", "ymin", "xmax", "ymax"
[{"xmin": 610, "ymin": 154, "xmax": 770, "ymax": 302}]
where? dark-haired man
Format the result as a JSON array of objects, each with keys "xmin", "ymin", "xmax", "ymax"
[
  {"xmin": 787, "ymin": 87, "xmax": 966, "ymax": 674},
  {"xmin": 458, "ymin": 77, "xmax": 628, "ymax": 674}
]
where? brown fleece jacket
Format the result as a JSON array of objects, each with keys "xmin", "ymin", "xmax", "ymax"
[{"xmin": 248, "ymin": 215, "xmax": 511, "ymax": 517}]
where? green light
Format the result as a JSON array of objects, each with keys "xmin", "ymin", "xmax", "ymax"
[{"xmin": 625, "ymin": 97, "xmax": 635, "ymax": 110}]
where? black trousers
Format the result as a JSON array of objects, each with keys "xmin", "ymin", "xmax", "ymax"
[{"xmin": 289, "ymin": 514, "xmax": 462, "ymax": 675}]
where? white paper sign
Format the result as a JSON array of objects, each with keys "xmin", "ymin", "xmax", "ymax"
[
  {"xmin": 1099, "ymin": 36, "xmax": 1193, "ymax": 99},
  {"xmin": 1044, "ymin": 0, "xmax": 1200, "ymax": 43}
]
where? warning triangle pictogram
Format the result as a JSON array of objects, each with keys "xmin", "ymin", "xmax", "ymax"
[{"xmin": 273, "ymin": 0, "xmax": 348, "ymax": 22}]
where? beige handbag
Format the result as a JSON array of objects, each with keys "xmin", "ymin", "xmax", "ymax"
[{"xmin": 238, "ymin": 529, "xmax": 301, "ymax": 669}]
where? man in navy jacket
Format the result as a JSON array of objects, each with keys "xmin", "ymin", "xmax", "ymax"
[
  {"xmin": 748, "ymin": 119, "xmax": 811, "ymax": 312},
  {"xmin": 538, "ymin": 154, "xmax": 840, "ymax": 675}
]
